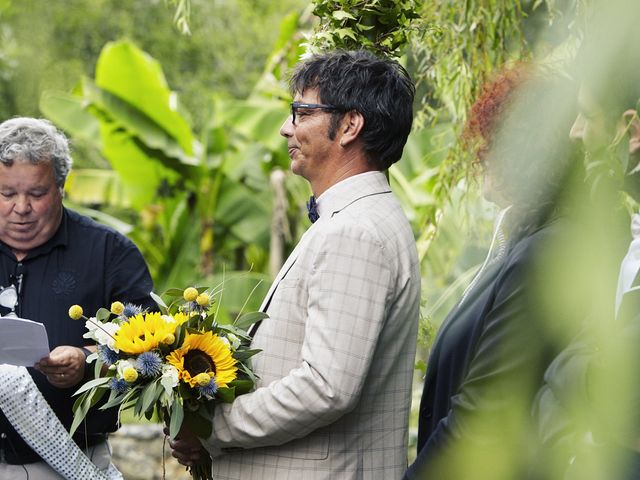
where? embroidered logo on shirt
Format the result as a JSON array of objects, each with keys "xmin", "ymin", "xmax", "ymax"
[{"xmin": 52, "ymin": 271, "xmax": 77, "ymax": 296}]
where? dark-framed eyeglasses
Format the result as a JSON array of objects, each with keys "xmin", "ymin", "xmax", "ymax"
[{"xmin": 290, "ymin": 102, "xmax": 340, "ymax": 125}]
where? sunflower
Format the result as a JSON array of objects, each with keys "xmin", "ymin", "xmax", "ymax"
[
  {"xmin": 166, "ymin": 331, "xmax": 237, "ymax": 388},
  {"xmin": 114, "ymin": 312, "xmax": 178, "ymax": 355},
  {"xmin": 171, "ymin": 312, "xmax": 189, "ymax": 326}
]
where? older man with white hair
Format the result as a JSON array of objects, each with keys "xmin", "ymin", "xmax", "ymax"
[{"xmin": 0, "ymin": 117, "xmax": 155, "ymax": 479}]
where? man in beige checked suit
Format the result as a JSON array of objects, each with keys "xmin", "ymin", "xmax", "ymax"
[{"xmin": 170, "ymin": 50, "xmax": 421, "ymax": 480}]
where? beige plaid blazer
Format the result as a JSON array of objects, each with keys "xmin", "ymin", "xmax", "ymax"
[{"xmin": 204, "ymin": 171, "xmax": 421, "ymax": 479}]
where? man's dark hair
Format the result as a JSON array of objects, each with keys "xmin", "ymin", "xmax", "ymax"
[{"xmin": 290, "ymin": 50, "xmax": 415, "ymax": 170}]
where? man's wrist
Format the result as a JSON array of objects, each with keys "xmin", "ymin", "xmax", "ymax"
[{"xmin": 79, "ymin": 346, "xmax": 93, "ymax": 360}]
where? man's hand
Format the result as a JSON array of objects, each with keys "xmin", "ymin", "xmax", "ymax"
[
  {"xmin": 166, "ymin": 425, "xmax": 206, "ymax": 467},
  {"xmin": 34, "ymin": 345, "xmax": 87, "ymax": 388}
]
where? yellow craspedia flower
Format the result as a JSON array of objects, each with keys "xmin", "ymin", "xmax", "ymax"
[
  {"xmin": 114, "ymin": 312, "xmax": 178, "ymax": 355},
  {"xmin": 196, "ymin": 293, "xmax": 210, "ymax": 307},
  {"xmin": 166, "ymin": 331, "xmax": 237, "ymax": 388},
  {"xmin": 68, "ymin": 305, "xmax": 83, "ymax": 320},
  {"xmin": 194, "ymin": 372, "xmax": 211, "ymax": 386},
  {"xmin": 163, "ymin": 333, "xmax": 175, "ymax": 345},
  {"xmin": 183, "ymin": 287, "xmax": 198, "ymax": 302},
  {"xmin": 110, "ymin": 301, "xmax": 125, "ymax": 315},
  {"xmin": 123, "ymin": 367, "xmax": 138, "ymax": 383}
]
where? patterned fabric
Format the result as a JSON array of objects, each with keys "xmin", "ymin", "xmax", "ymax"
[
  {"xmin": 203, "ymin": 171, "xmax": 421, "ymax": 479},
  {"xmin": 306, "ymin": 195, "xmax": 319, "ymax": 223},
  {"xmin": 0, "ymin": 365, "xmax": 122, "ymax": 480}
]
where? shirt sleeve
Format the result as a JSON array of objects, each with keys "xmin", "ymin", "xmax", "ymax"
[
  {"xmin": 104, "ymin": 233, "xmax": 155, "ymax": 310},
  {"xmin": 203, "ymin": 222, "xmax": 393, "ymax": 452}
]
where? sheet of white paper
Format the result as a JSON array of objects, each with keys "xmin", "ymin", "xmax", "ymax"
[{"xmin": 0, "ymin": 315, "xmax": 50, "ymax": 366}]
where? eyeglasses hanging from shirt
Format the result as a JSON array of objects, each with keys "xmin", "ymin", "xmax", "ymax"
[{"xmin": 0, "ymin": 262, "xmax": 24, "ymax": 317}]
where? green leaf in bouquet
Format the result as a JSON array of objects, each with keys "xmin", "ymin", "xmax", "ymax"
[
  {"xmin": 227, "ymin": 379, "xmax": 254, "ymax": 396},
  {"xmin": 202, "ymin": 313, "xmax": 216, "ymax": 332},
  {"xmin": 70, "ymin": 394, "xmax": 91, "ymax": 436},
  {"xmin": 101, "ymin": 385, "xmax": 141, "ymax": 410},
  {"xmin": 238, "ymin": 363, "xmax": 259, "ymax": 386},
  {"xmin": 135, "ymin": 380, "xmax": 158, "ymax": 417},
  {"xmin": 173, "ymin": 324, "xmax": 186, "ymax": 351},
  {"xmin": 71, "ymin": 391, "xmax": 92, "ymax": 434},
  {"xmin": 134, "ymin": 389, "xmax": 146, "ymax": 417},
  {"xmin": 70, "ymin": 387, "xmax": 107, "ymax": 436},
  {"xmin": 151, "ymin": 291, "xmax": 169, "ymax": 311},
  {"xmin": 177, "ymin": 382, "xmax": 195, "ymax": 402},
  {"xmin": 216, "ymin": 386, "xmax": 236, "ymax": 403},
  {"xmin": 96, "ymin": 307, "xmax": 112, "ymax": 322},
  {"xmin": 144, "ymin": 408, "xmax": 155, "ymax": 421},
  {"xmin": 93, "ymin": 358, "xmax": 105, "ymax": 379},
  {"xmin": 73, "ymin": 376, "xmax": 111, "ymax": 396},
  {"xmin": 163, "ymin": 288, "xmax": 186, "ymax": 297},
  {"xmin": 233, "ymin": 311, "xmax": 268, "ymax": 331},
  {"xmin": 169, "ymin": 398, "xmax": 184, "ymax": 440},
  {"xmin": 164, "ymin": 286, "xmax": 208, "ymax": 299},
  {"xmin": 216, "ymin": 324, "xmax": 253, "ymax": 342},
  {"xmin": 184, "ymin": 410, "xmax": 213, "ymax": 439},
  {"xmin": 139, "ymin": 379, "xmax": 163, "ymax": 416},
  {"xmin": 186, "ymin": 326, "xmax": 204, "ymax": 335},
  {"xmin": 120, "ymin": 394, "xmax": 141, "ymax": 412},
  {"xmin": 233, "ymin": 349, "xmax": 262, "ymax": 362}
]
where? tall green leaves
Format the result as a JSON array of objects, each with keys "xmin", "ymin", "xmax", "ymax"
[{"xmin": 41, "ymin": 39, "xmax": 289, "ymax": 304}]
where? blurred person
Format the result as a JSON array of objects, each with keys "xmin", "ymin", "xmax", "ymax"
[
  {"xmin": 404, "ymin": 65, "xmax": 580, "ymax": 480},
  {"xmin": 169, "ymin": 50, "xmax": 421, "ymax": 479},
  {"xmin": 0, "ymin": 117, "xmax": 155, "ymax": 479},
  {"xmin": 533, "ymin": 3, "xmax": 640, "ymax": 478}
]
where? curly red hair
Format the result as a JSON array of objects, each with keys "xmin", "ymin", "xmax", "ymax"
[{"xmin": 464, "ymin": 64, "xmax": 530, "ymax": 165}]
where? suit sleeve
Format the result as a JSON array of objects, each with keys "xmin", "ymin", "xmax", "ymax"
[
  {"xmin": 203, "ymin": 223, "xmax": 393, "ymax": 452},
  {"xmin": 406, "ymin": 242, "xmax": 549, "ymax": 479}
]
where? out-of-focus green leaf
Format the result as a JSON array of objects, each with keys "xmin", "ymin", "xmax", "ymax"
[
  {"xmin": 95, "ymin": 40, "xmax": 195, "ymax": 156},
  {"xmin": 64, "ymin": 169, "xmax": 127, "ymax": 207},
  {"xmin": 84, "ymin": 78, "xmax": 199, "ymax": 172},
  {"xmin": 96, "ymin": 119, "xmax": 181, "ymax": 209},
  {"xmin": 39, "ymin": 91, "xmax": 101, "ymax": 149},
  {"xmin": 214, "ymin": 98, "xmax": 288, "ymax": 152}
]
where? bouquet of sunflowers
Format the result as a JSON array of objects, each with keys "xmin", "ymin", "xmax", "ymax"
[{"xmin": 68, "ymin": 286, "xmax": 265, "ymax": 480}]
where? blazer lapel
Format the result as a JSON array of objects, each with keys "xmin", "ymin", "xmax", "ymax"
[
  {"xmin": 259, "ymin": 243, "xmax": 302, "ymax": 312},
  {"xmin": 250, "ymin": 223, "xmax": 319, "ymax": 336}
]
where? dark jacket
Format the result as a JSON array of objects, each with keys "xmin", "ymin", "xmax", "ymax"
[{"xmin": 406, "ymin": 221, "xmax": 561, "ymax": 480}]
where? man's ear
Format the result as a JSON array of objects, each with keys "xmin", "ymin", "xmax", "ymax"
[
  {"xmin": 338, "ymin": 110, "xmax": 364, "ymax": 148},
  {"xmin": 623, "ymin": 109, "xmax": 640, "ymax": 155}
]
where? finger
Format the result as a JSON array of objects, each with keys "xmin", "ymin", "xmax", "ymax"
[{"xmin": 171, "ymin": 449, "xmax": 201, "ymax": 466}]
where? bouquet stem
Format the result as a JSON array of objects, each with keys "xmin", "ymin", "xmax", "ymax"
[{"xmin": 188, "ymin": 458, "xmax": 213, "ymax": 480}]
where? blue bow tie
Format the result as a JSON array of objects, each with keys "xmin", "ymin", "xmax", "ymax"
[{"xmin": 307, "ymin": 196, "xmax": 319, "ymax": 223}]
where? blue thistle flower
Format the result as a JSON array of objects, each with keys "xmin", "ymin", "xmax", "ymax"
[
  {"xmin": 97, "ymin": 345, "xmax": 120, "ymax": 366},
  {"xmin": 110, "ymin": 378, "xmax": 129, "ymax": 394},
  {"xmin": 197, "ymin": 376, "xmax": 219, "ymax": 398},
  {"xmin": 136, "ymin": 351, "xmax": 163, "ymax": 377},
  {"xmin": 122, "ymin": 303, "xmax": 143, "ymax": 319}
]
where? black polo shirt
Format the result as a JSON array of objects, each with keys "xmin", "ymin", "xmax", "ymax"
[{"xmin": 0, "ymin": 207, "xmax": 156, "ymax": 463}]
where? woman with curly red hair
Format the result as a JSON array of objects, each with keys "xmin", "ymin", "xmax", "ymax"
[{"xmin": 405, "ymin": 65, "xmax": 579, "ymax": 480}]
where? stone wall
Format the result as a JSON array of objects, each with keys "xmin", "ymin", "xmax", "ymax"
[{"xmin": 110, "ymin": 424, "xmax": 191, "ymax": 480}]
